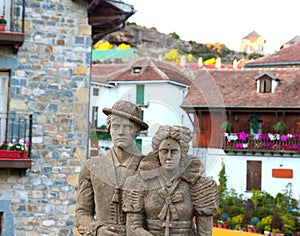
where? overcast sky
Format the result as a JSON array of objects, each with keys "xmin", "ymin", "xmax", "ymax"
[{"xmin": 127, "ymin": 0, "xmax": 299, "ymax": 54}]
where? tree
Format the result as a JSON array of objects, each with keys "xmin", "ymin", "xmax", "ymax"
[
  {"xmin": 171, "ymin": 31, "xmax": 180, "ymax": 40},
  {"xmin": 163, "ymin": 49, "xmax": 179, "ymax": 63},
  {"xmin": 218, "ymin": 160, "xmax": 227, "ymax": 208}
]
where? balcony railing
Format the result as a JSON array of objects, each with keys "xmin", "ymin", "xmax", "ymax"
[
  {"xmin": 223, "ymin": 132, "xmax": 300, "ymax": 156},
  {"xmin": 0, "ymin": 0, "xmax": 25, "ymax": 53},
  {"xmin": 0, "ymin": 113, "xmax": 32, "ymax": 170}
]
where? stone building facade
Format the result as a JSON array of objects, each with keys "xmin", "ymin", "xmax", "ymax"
[{"xmin": 0, "ymin": 0, "xmax": 91, "ymax": 235}]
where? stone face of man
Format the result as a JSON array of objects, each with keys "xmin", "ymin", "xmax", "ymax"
[
  {"xmin": 110, "ymin": 115, "xmax": 139, "ymax": 150},
  {"xmin": 158, "ymin": 138, "xmax": 181, "ymax": 170}
]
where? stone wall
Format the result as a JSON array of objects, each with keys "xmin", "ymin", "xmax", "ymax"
[{"xmin": 0, "ymin": 0, "xmax": 91, "ymax": 235}]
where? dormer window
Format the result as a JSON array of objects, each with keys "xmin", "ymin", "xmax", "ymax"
[
  {"xmin": 260, "ymin": 77, "xmax": 272, "ymax": 93},
  {"xmin": 133, "ymin": 67, "xmax": 142, "ymax": 74},
  {"xmin": 255, "ymin": 73, "xmax": 279, "ymax": 93}
]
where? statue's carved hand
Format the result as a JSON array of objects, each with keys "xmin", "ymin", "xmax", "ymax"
[{"xmin": 78, "ymin": 225, "xmax": 96, "ymax": 236}]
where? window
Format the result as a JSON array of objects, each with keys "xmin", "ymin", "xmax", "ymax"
[
  {"xmin": 136, "ymin": 84, "xmax": 144, "ymax": 105},
  {"xmin": 249, "ymin": 114, "xmax": 262, "ymax": 135},
  {"xmin": 0, "ymin": 0, "xmax": 11, "ymax": 31},
  {"xmin": 0, "ymin": 212, "xmax": 2, "ymax": 233},
  {"xmin": 92, "ymin": 107, "xmax": 98, "ymax": 128},
  {"xmin": 93, "ymin": 87, "xmax": 99, "ymax": 96},
  {"xmin": 250, "ymin": 121, "xmax": 262, "ymax": 135},
  {"xmin": 0, "ymin": 72, "xmax": 9, "ymax": 144},
  {"xmin": 246, "ymin": 161, "xmax": 261, "ymax": 191},
  {"xmin": 133, "ymin": 67, "xmax": 142, "ymax": 74},
  {"xmin": 260, "ymin": 78, "xmax": 271, "ymax": 93},
  {"xmin": 0, "ymin": 72, "xmax": 9, "ymax": 114},
  {"xmin": 136, "ymin": 139, "xmax": 142, "ymax": 152}
]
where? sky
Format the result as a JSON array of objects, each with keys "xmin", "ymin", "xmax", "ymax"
[{"xmin": 126, "ymin": 0, "xmax": 300, "ymax": 54}]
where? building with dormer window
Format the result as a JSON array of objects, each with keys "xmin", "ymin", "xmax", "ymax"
[{"xmin": 181, "ymin": 43, "xmax": 300, "ymax": 199}]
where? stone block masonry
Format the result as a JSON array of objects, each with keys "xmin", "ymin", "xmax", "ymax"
[{"xmin": 0, "ymin": 0, "xmax": 91, "ymax": 235}]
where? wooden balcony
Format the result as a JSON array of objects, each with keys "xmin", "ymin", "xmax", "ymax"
[{"xmin": 223, "ymin": 133, "xmax": 300, "ymax": 156}]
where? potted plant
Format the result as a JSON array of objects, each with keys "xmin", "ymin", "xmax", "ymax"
[
  {"xmin": 251, "ymin": 217, "xmax": 260, "ymax": 233},
  {"xmin": 271, "ymin": 214, "xmax": 283, "ymax": 236},
  {"xmin": 242, "ymin": 212, "xmax": 251, "ymax": 231},
  {"xmin": 232, "ymin": 214, "xmax": 243, "ymax": 231},
  {"xmin": 271, "ymin": 228, "xmax": 284, "ymax": 236},
  {"xmin": 257, "ymin": 220, "xmax": 265, "ymax": 234},
  {"xmin": 273, "ymin": 121, "xmax": 286, "ymax": 134},
  {"xmin": 220, "ymin": 213, "xmax": 229, "ymax": 228},
  {"xmin": 282, "ymin": 228, "xmax": 292, "ymax": 236},
  {"xmin": 221, "ymin": 121, "xmax": 232, "ymax": 133},
  {"xmin": 264, "ymin": 225, "xmax": 271, "ymax": 235},
  {"xmin": 0, "ymin": 16, "xmax": 6, "ymax": 31},
  {"xmin": 226, "ymin": 217, "xmax": 235, "ymax": 230}
]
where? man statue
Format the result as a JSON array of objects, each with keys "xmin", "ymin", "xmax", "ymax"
[{"xmin": 75, "ymin": 100, "xmax": 149, "ymax": 236}]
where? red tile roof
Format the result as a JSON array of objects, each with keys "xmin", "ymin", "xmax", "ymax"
[
  {"xmin": 181, "ymin": 69, "xmax": 300, "ymax": 109},
  {"xmin": 245, "ymin": 43, "xmax": 300, "ymax": 67},
  {"xmin": 243, "ymin": 30, "xmax": 260, "ymax": 39},
  {"xmin": 92, "ymin": 57, "xmax": 191, "ymax": 86}
]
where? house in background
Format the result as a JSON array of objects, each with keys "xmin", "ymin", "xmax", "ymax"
[
  {"xmin": 181, "ymin": 43, "xmax": 300, "ymax": 200},
  {"xmin": 240, "ymin": 30, "xmax": 266, "ymax": 54},
  {"xmin": 280, "ymin": 35, "xmax": 300, "ymax": 49},
  {"xmin": 0, "ymin": 0, "xmax": 134, "ymax": 234},
  {"xmin": 90, "ymin": 56, "xmax": 192, "ymax": 155}
]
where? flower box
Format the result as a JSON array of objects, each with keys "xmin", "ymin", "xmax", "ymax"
[
  {"xmin": 223, "ymin": 132, "xmax": 300, "ymax": 155},
  {"xmin": 0, "ymin": 150, "xmax": 28, "ymax": 158},
  {"xmin": 0, "ymin": 150, "xmax": 31, "ymax": 169}
]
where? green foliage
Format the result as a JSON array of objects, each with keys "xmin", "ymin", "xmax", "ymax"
[
  {"xmin": 221, "ymin": 121, "xmax": 232, "ymax": 132},
  {"xmin": 171, "ymin": 31, "xmax": 180, "ymax": 40},
  {"xmin": 272, "ymin": 228, "xmax": 281, "ymax": 233},
  {"xmin": 250, "ymin": 114, "xmax": 259, "ymax": 133},
  {"xmin": 202, "ymin": 54, "xmax": 215, "ymax": 62},
  {"xmin": 223, "ymin": 189, "xmax": 244, "ymax": 216},
  {"xmin": 259, "ymin": 215, "xmax": 272, "ymax": 231},
  {"xmin": 248, "ymin": 52, "xmax": 264, "ymax": 60},
  {"xmin": 0, "ymin": 17, "xmax": 6, "ymax": 24},
  {"xmin": 90, "ymin": 125, "xmax": 111, "ymax": 141},
  {"xmin": 150, "ymin": 26, "xmax": 157, "ymax": 31},
  {"xmin": 218, "ymin": 160, "xmax": 227, "ymax": 208},
  {"xmin": 273, "ymin": 121, "xmax": 286, "ymax": 133},
  {"xmin": 232, "ymin": 214, "xmax": 243, "ymax": 229},
  {"xmin": 242, "ymin": 212, "xmax": 252, "ymax": 228},
  {"xmin": 281, "ymin": 213, "xmax": 296, "ymax": 232},
  {"xmin": 90, "ymin": 131, "xmax": 98, "ymax": 141},
  {"xmin": 264, "ymin": 225, "xmax": 271, "ymax": 231},
  {"xmin": 96, "ymin": 125, "xmax": 111, "ymax": 140}
]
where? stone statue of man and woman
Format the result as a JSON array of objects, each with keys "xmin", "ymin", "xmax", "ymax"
[{"xmin": 75, "ymin": 100, "xmax": 219, "ymax": 236}]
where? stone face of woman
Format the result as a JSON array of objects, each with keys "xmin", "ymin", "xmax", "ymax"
[{"xmin": 158, "ymin": 138, "xmax": 181, "ymax": 170}]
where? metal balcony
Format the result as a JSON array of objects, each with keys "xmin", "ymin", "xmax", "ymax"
[{"xmin": 0, "ymin": 113, "xmax": 32, "ymax": 170}]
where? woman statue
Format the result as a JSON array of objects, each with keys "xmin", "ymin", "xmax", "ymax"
[{"xmin": 123, "ymin": 125, "xmax": 219, "ymax": 236}]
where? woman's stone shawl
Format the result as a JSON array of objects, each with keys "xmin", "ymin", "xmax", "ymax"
[{"xmin": 122, "ymin": 155, "xmax": 219, "ymax": 218}]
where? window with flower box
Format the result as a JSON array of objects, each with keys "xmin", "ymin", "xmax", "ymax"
[{"xmin": 0, "ymin": 113, "xmax": 32, "ymax": 170}]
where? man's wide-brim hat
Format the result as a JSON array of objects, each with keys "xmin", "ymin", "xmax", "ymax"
[{"xmin": 103, "ymin": 100, "xmax": 149, "ymax": 130}]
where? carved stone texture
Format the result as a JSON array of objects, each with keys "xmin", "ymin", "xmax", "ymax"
[
  {"xmin": 123, "ymin": 125, "xmax": 219, "ymax": 236},
  {"xmin": 75, "ymin": 100, "xmax": 148, "ymax": 236}
]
